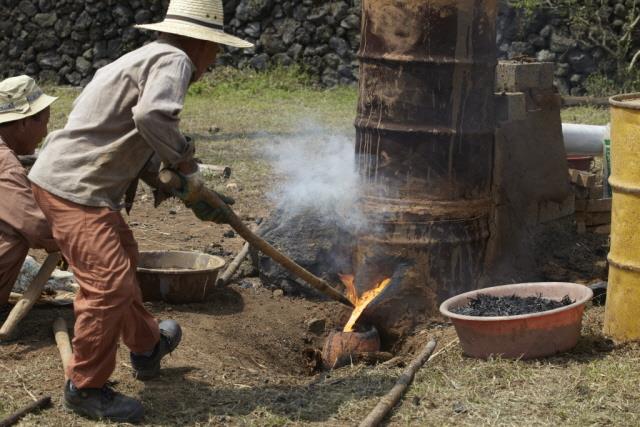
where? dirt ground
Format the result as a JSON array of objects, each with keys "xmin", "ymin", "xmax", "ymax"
[
  {"xmin": 0, "ymin": 80, "xmax": 623, "ymax": 426},
  {"xmin": 0, "ymin": 192, "xmax": 613, "ymax": 427}
]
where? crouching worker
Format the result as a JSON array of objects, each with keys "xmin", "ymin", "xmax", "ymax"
[
  {"xmin": 0, "ymin": 76, "xmax": 58, "ymax": 313},
  {"xmin": 28, "ymin": 0, "xmax": 253, "ymax": 423}
]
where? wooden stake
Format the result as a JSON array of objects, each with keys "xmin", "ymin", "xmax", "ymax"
[
  {"xmin": 53, "ymin": 317, "xmax": 72, "ymax": 379},
  {"xmin": 216, "ymin": 220, "xmax": 262, "ymax": 287},
  {"xmin": 216, "ymin": 242, "xmax": 250, "ymax": 287},
  {"xmin": 0, "ymin": 396, "xmax": 51, "ymax": 427},
  {"xmin": 358, "ymin": 339, "xmax": 437, "ymax": 427},
  {"xmin": 0, "ymin": 252, "xmax": 61, "ymax": 340}
]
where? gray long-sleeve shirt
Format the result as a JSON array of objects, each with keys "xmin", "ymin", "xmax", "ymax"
[{"xmin": 29, "ymin": 40, "xmax": 195, "ymax": 210}]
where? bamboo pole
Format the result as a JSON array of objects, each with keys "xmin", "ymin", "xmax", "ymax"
[{"xmin": 359, "ymin": 339, "xmax": 437, "ymax": 427}]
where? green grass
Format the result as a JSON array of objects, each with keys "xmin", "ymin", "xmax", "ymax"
[
  {"xmin": 561, "ymin": 106, "xmax": 610, "ymax": 126},
  {"xmin": 183, "ymin": 66, "xmax": 357, "ymax": 135}
]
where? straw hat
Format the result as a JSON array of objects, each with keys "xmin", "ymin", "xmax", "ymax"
[
  {"xmin": 0, "ymin": 75, "xmax": 57, "ymax": 125},
  {"xmin": 136, "ymin": 0, "xmax": 253, "ymax": 48}
]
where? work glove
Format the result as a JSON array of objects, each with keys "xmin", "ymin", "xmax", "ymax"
[{"xmin": 173, "ymin": 171, "xmax": 236, "ymax": 224}]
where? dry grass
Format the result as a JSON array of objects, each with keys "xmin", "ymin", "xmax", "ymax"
[
  {"xmin": 561, "ymin": 106, "xmax": 610, "ymax": 125},
  {"xmin": 1, "ymin": 71, "xmax": 625, "ymax": 426},
  {"xmin": 387, "ymin": 307, "xmax": 640, "ymax": 427}
]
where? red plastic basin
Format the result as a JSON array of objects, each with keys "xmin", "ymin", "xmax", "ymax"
[{"xmin": 439, "ymin": 282, "xmax": 593, "ymax": 359}]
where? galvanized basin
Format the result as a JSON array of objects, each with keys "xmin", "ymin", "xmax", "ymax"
[
  {"xmin": 440, "ymin": 282, "xmax": 593, "ymax": 359},
  {"xmin": 137, "ymin": 251, "xmax": 225, "ymax": 304}
]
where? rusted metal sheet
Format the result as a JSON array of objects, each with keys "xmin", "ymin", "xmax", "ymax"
[{"xmin": 354, "ymin": 0, "xmax": 498, "ymax": 342}]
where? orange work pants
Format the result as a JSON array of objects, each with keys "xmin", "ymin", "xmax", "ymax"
[
  {"xmin": 0, "ymin": 238, "xmax": 27, "ymax": 307},
  {"xmin": 32, "ymin": 185, "xmax": 160, "ymax": 388}
]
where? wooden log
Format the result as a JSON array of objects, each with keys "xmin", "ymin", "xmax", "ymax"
[
  {"xmin": 0, "ymin": 396, "xmax": 51, "ymax": 427},
  {"xmin": 216, "ymin": 220, "xmax": 262, "ymax": 287},
  {"xmin": 216, "ymin": 242, "xmax": 250, "ymax": 287},
  {"xmin": 0, "ymin": 252, "xmax": 61, "ymax": 340},
  {"xmin": 358, "ymin": 339, "xmax": 437, "ymax": 427},
  {"xmin": 53, "ymin": 317, "xmax": 72, "ymax": 379}
]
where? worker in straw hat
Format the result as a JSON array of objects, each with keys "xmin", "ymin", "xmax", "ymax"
[
  {"xmin": 0, "ymin": 75, "xmax": 58, "ymax": 313},
  {"xmin": 28, "ymin": 0, "xmax": 253, "ymax": 423}
]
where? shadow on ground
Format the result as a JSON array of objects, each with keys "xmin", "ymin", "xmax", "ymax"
[{"xmin": 139, "ymin": 367, "xmax": 395, "ymax": 425}]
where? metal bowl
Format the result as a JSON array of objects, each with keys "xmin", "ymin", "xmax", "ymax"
[
  {"xmin": 137, "ymin": 251, "xmax": 225, "ymax": 304},
  {"xmin": 440, "ymin": 282, "xmax": 593, "ymax": 359}
]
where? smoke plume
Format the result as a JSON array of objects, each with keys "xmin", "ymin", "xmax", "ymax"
[{"xmin": 259, "ymin": 123, "xmax": 366, "ymax": 231}]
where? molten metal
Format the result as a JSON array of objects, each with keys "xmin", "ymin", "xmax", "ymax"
[{"xmin": 339, "ymin": 274, "xmax": 391, "ymax": 332}]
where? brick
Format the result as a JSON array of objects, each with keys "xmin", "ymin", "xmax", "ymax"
[
  {"xmin": 588, "ymin": 224, "xmax": 611, "ymax": 235},
  {"xmin": 585, "ymin": 212, "xmax": 611, "ymax": 226},
  {"xmin": 586, "ymin": 198, "xmax": 612, "ymax": 212},
  {"xmin": 569, "ymin": 169, "xmax": 596, "ymax": 188},
  {"xmin": 495, "ymin": 92, "xmax": 526, "ymax": 123},
  {"xmin": 575, "ymin": 199, "xmax": 587, "ymax": 211},
  {"xmin": 496, "ymin": 61, "xmax": 555, "ymax": 92}
]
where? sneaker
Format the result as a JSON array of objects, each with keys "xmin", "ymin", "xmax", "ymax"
[
  {"xmin": 64, "ymin": 380, "xmax": 144, "ymax": 423},
  {"xmin": 131, "ymin": 319, "xmax": 182, "ymax": 380}
]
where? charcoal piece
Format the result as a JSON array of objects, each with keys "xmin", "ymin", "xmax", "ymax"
[{"xmin": 452, "ymin": 293, "xmax": 574, "ymax": 317}]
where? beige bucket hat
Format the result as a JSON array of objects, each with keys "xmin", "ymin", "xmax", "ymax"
[
  {"xmin": 136, "ymin": 0, "xmax": 253, "ymax": 48},
  {"xmin": 0, "ymin": 75, "xmax": 57, "ymax": 125}
]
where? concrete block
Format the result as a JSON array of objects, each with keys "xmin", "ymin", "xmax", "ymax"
[
  {"xmin": 495, "ymin": 92, "xmax": 526, "ymax": 123},
  {"xmin": 496, "ymin": 61, "xmax": 555, "ymax": 92}
]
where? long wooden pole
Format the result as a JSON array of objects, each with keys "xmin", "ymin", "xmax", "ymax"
[
  {"xmin": 0, "ymin": 252, "xmax": 61, "ymax": 340},
  {"xmin": 159, "ymin": 170, "xmax": 353, "ymax": 307},
  {"xmin": 53, "ymin": 317, "xmax": 73, "ymax": 379},
  {"xmin": 358, "ymin": 339, "xmax": 437, "ymax": 427}
]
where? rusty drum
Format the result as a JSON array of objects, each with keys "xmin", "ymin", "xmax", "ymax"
[{"xmin": 354, "ymin": 0, "xmax": 498, "ymax": 342}]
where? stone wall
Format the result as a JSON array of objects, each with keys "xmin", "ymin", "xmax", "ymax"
[
  {"xmin": 0, "ymin": 0, "xmax": 170, "ymax": 86},
  {"xmin": 497, "ymin": 2, "xmax": 639, "ymax": 95},
  {"xmin": 220, "ymin": 0, "xmax": 361, "ymax": 86},
  {"xmin": 0, "ymin": 0, "xmax": 636, "ymax": 92}
]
